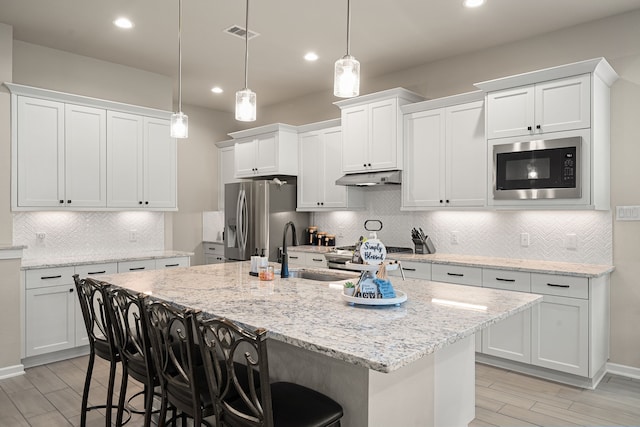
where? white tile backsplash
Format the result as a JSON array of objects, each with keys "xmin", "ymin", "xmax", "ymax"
[
  {"xmin": 14, "ymin": 211, "xmax": 165, "ymax": 261},
  {"xmin": 312, "ymin": 187, "xmax": 612, "ymax": 265}
]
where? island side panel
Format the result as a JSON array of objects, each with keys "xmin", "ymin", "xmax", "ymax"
[
  {"xmin": 267, "ymin": 339, "xmax": 370, "ymax": 427},
  {"xmin": 434, "ymin": 334, "xmax": 475, "ymax": 426}
]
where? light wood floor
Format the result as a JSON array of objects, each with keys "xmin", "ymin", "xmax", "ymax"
[{"xmin": 0, "ymin": 356, "xmax": 639, "ymax": 426}]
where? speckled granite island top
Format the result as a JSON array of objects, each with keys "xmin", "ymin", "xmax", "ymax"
[
  {"xmin": 21, "ymin": 250, "xmax": 193, "ymax": 270},
  {"xmin": 96, "ymin": 261, "xmax": 541, "ymax": 373}
]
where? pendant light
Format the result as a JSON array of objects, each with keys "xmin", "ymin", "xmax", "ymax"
[
  {"xmin": 334, "ymin": 0, "xmax": 360, "ymax": 98},
  {"xmin": 170, "ymin": 0, "xmax": 188, "ymax": 138},
  {"xmin": 235, "ymin": 0, "xmax": 256, "ymax": 122}
]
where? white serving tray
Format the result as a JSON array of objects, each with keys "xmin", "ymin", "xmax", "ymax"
[{"xmin": 341, "ymin": 290, "xmax": 407, "ymax": 306}]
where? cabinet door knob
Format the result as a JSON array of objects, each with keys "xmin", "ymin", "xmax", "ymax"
[
  {"xmin": 321, "ymin": 202, "xmax": 324, "ymax": 206},
  {"xmin": 446, "ymin": 199, "xmax": 450, "ymax": 203},
  {"xmin": 536, "ymin": 124, "xmax": 541, "ymax": 129},
  {"xmin": 145, "ymin": 201, "xmax": 149, "ymax": 205},
  {"xmin": 67, "ymin": 200, "xmax": 71, "ymax": 204},
  {"xmin": 69, "ymin": 288, "xmax": 74, "ymax": 293},
  {"xmin": 59, "ymin": 200, "xmax": 64, "ymax": 204},
  {"xmin": 439, "ymin": 200, "xmax": 443, "ymax": 203},
  {"xmin": 367, "ymin": 163, "xmax": 372, "ymax": 167},
  {"xmin": 363, "ymin": 163, "xmax": 367, "ymax": 167},
  {"xmin": 527, "ymin": 126, "xmax": 532, "ymax": 131},
  {"xmin": 139, "ymin": 201, "xmax": 143, "ymax": 205}
]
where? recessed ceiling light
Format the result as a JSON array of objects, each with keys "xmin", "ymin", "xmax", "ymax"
[
  {"xmin": 304, "ymin": 52, "xmax": 319, "ymax": 62},
  {"xmin": 463, "ymin": 0, "xmax": 485, "ymax": 8},
  {"xmin": 113, "ymin": 17, "xmax": 134, "ymax": 29},
  {"xmin": 211, "ymin": 87, "xmax": 224, "ymax": 94}
]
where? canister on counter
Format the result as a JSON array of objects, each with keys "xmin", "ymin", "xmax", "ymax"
[
  {"xmin": 315, "ymin": 231, "xmax": 327, "ymax": 246},
  {"xmin": 306, "ymin": 226, "xmax": 318, "ymax": 245},
  {"xmin": 324, "ymin": 234, "xmax": 336, "ymax": 246}
]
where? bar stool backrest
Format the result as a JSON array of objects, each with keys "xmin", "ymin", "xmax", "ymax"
[
  {"xmin": 74, "ymin": 275, "xmax": 117, "ymax": 360},
  {"xmin": 196, "ymin": 316, "xmax": 273, "ymax": 427}
]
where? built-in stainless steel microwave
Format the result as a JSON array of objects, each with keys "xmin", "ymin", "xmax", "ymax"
[{"xmin": 493, "ymin": 136, "xmax": 581, "ymax": 200}]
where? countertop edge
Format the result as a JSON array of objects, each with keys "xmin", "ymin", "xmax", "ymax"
[{"xmin": 21, "ymin": 250, "xmax": 194, "ymax": 270}]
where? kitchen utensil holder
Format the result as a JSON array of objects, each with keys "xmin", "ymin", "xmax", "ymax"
[{"xmin": 413, "ymin": 236, "xmax": 436, "ymax": 254}]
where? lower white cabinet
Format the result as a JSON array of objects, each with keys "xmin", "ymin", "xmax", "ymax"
[
  {"xmin": 24, "ymin": 256, "xmax": 189, "ymax": 363},
  {"xmin": 286, "ymin": 251, "xmax": 326, "ymax": 268},
  {"xmin": 431, "ymin": 264, "xmax": 482, "ymax": 287},
  {"xmin": 389, "ymin": 260, "xmax": 431, "ymax": 280},
  {"xmin": 481, "ymin": 269, "xmax": 532, "ymax": 364},
  {"xmin": 204, "ymin": 242, "xmax": 226, "ymax": 264},
  {"xmin": 117, "ymin": 259, "xmax": 156, "ymax": 273}
]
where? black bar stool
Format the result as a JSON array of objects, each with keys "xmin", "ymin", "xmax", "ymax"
[{"xmin": 194, "ymin": 315, "xmax": 344, "ymax": 427}]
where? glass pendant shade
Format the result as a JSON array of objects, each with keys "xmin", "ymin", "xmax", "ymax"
[
  {"xmin": 334, "ymin": 55, "xmax": 360, "ymax": 98},
  {"xmin": 170, "ymin": 111, "xmax": 188, "ymax": 138},
  {"xmin": 235, "ymin": 88, "xmax": 256, "ymax": 122}
]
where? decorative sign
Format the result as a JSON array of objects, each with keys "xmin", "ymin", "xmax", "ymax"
[{"xmin": 359, "ymin": 239, "xmax": 387, "ymax": 265}]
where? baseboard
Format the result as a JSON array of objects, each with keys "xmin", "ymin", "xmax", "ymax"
[
  {"xmin": 606, "ymin": 362, "xmax": 640, "ymax": 380},
  {"xmin": 0, "ymin": 364, "xmax": 25, "ymax": 380}
]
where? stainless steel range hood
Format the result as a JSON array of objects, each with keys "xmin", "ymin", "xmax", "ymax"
[{"xmin": 335, "ymin": 170, "xmax": 402, "ymax": 187}]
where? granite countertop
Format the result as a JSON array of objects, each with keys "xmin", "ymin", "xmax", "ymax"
[
  {"xmin": 96, "ymin": 261, "xmax": 541, "ymax": 373},
  {"xmin": 392, "ymin": 253, "xmax": 614, "ymax": 278},
  {"xmin": 21, "ymin": 250, "xmax": 194, "ymax": 270}
]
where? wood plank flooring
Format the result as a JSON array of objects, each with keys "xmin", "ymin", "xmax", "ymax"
[{"xmin": 0, "ymin": 356, "xmax": 639, "ymax": 426}]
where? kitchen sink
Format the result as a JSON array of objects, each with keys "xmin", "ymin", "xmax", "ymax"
[{"xmin": 279, "ymin": 269, "xmax": 359, "ymax": 282}]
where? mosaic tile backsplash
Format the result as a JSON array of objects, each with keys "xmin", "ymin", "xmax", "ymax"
[
  {"xmin": 14, "ymin": 211, "xmax": 165, "ymax": 260},
  {"xmin": 312, "ymin": 187, "xmax": 612, "ymax": 265}
]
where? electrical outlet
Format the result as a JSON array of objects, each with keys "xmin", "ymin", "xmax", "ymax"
[
  {"xmin": 565, "ymin": 233, "xmax": 577, "ymax": 250},
  {"xmin": 451, "ymin": 231, "xmax": 460, "ymax": 245},
  {"xmin": 520, "ymin": 232, "xmax": 530, "ymax": 247},
  {"xmin": 36, "ymin": 232, "xmax": 46, "ymax": 241},
  {"xmin": 129, "ymin": 230, "xmax": 138, "ymax": 242}
]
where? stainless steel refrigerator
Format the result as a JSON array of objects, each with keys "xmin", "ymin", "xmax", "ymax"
[{"xmin": 224, "ymin": 180, "xmax": 310, "ymax": 262}]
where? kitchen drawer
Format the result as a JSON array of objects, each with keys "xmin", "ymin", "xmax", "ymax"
[
  {"xmin": 531, "ymin": 273, "xmax": 588, "ymax": 299},
  {"xmin": 431, "ymin": 264, "xmax": 482, "ymax": 287},
  {"xmin": 118, "ymin": 259, "xmax": 156, "ymax": 273},
  {"xmin": 204, "ymin": 242, "xmax": 224, "ymax": 255},
  {"xmin": 286, "ymin": 251, "xmax": 306, "ymax": 266},
  {"xmin": 75, "ymin": 263, "xmax": 118, "ymax": 278},
  {"xmin": 25, "ymin": 266, "xmax": 75, "ymax": 289},
  {"xmin": 482, "ymin": 268, "xmax": 531, "ymax": 292},
  {"xmin": 305, "ymin": 253, "xmax": 327, "ymax": 268},
  {"xmin": 204, "ymin": 253, "xmax": 226, "ymax": 264},
  {"xmin": 156, "ymin": 257, "xmax": 190, "ymax": 269},
  {"xmin": 390, "ymin": 260, "xmax": 431, "ymax": 280}
]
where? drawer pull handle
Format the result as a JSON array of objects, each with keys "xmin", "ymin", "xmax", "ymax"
[
  {"xmin": 447, "ymin": 272, "xmax": 464, "ymax": 277},
  {"xmin": 547, "ymin": 283, "xmax": 570, "ymax": 288},
  {"xmin": 403, "ymin": 268, "xmax": 417, "ymax": 271},
  {"xmin": 87, "ymin": 271, "xmax": 106, "ymax": 275},
  {"xmin": 208, "ymin": 247, "xmax": 216, "ymax": 251},
  {"xmin": 496, "ymin": 278, "xmax": 515, "ymax": 282},
  {"xmin": 312, "ymin": 258, "xmax": 323, "ymax": 262},
  {"xmin": 289, "ymin": 256, "xmax": 299, "ymax": 259},
  {"xmin": 129, "ymin": 267, "xmax": 146, "ymax": 271},
  {"xmin": 165, "ymin": 264, "xmax": 179, "ymax": 267},
  {"xmin": 41, "ymin": 275, "xmax": 62, "ymax": 280}
]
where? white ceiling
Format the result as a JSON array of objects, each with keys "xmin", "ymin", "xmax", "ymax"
[{"xmin": 2, "ymin": 0, "xmax": 640, "ymax": 112}]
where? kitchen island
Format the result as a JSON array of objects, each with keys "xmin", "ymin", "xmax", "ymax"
[{"xmin": 97, "ymin": 262, "xmax": 541, "ymax": 427}]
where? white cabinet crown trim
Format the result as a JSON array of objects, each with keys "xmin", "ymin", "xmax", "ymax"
[
  {"xmin": 401, "ymin": 91, "xmax": 484, "ymax": 115},
  {"xmin": 333, "ymin": 87, "xmax": 425, "ymax": 108},
  {"xmin": 228, "ymin": 122, "xmax": 298, "ymax": 139},
  {"xmin": 473, "ymin": 57, "xmax": 618, "ymax": 93},
  {"xmin": 4, "ymin": 83, "xmax": 172, "ymax": 119}
]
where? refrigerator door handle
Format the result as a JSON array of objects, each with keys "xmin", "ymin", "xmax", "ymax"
[{"xmin": 237, "ymin": 189, "xmax": 248, "ymax": 253}]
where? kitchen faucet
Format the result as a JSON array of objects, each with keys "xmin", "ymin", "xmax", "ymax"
[{"xmin": 280, "ymin": 221, "xmax": 297, "ymax": 278}]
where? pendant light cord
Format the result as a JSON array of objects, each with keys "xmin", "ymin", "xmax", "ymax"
[
  {"xmin": 244, "ymin": 0, "xmax": 250, "ymax": 89},
  {"xmin": 178, "ymin": 0, "xmax": 183, "ymax": 112},
  {"xmin": 346, "ymin": 0, "xmax": 351, "ymax": 56}
]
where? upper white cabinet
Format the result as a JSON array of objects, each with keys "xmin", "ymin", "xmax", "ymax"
[
  {"xmin": 334, "ymin": 88, "xmax": 425, "ymax": 173},
  {"xmin": 229, "ymin": 123, "xmax": 298, "ymax": 178},
  {"xmin": 476, "ymin": 57, "xmax": 619, "ymax": 211},
  {"xmin": 106, "ymin": 113, "xmax": 176, "ymax": 209},
  {"xmin": 15, "ymin": 97, "xmax": 106, "ymax": 209},
  {"xmin": 401, "ymin": 93, "xmax": 486, "ymax": 209},
  {"xmin": 297, "ymin": 119, "xmax": 364, "ymax": 211},
  {"xmin": 485, "ymin": 74, "xmax": 590, "ymax": 139},
  {"xmin": 6, "ymin": 83, "xmax": 176, "ymax": 211},
  {"xmin": 215, "ymin": 139, "xmax": 243, "ymax": 210}
]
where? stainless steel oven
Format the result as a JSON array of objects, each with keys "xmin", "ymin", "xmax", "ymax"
[{"xmin": 493, "ymin": 136, "xmax": 581, "ymax": 200}]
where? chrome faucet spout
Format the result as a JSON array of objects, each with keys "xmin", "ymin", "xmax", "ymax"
[{"xmin": 280, "ymin": 221, "xmax": 297, "ymax": 278}]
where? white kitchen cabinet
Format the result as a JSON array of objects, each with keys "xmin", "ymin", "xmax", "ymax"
[
  {"xmin": 530, "ymin": 273, "xmax": 589, "ymax": 376},
  {"xmin": 117, "ymin": 259, "xmax": 157, "ymax": 273},
  {"xmin": 155, "ymin": 256, "xmax": 190, "ymax": 269},
  {"xmin": 285, "ymin": 250, "xmax": 327, "ymax": 269},
  {"xmin": 431, "ymin": 264, "xmax": 482, "ymax": 287},
  {"xmin": 481, "ymin": 269, "xmax": 532, "ymax": 364},
  {"xmin": 204, "ymin": 242, "xmax": 226, "ymax": 264},
  {"xmin": 298, "ymin": 120, "xmax": 364, "ymax": 211},
  {"xmin": 107, "ymin": 112, "xmax": 176, "ymax": 210},
  {"xmin": 388, "ymin": 260, "xmax": 431, "ymax": 280},
  {"xmin": 335, "ymin": 88, "xmax": 425, "ymax": 173},
  {"xmin": 485, "ymin": 74, "xmax": 590, "ymax": 139},
  {"xmin": 15, "ymin": 97, "xmax": 106, "ymax": 209},
  {"xmin": 229, "ymin": 124, "xmax": 298, "ymax": 178},
  {"xmin": 286, "ymin": 250, "xmax": 306, "ymax": 267},
  {"xmin": 215, "ymin": 140, "xmax": 244, "ymax": 210},
  {"xmin": 402, "ymin": 94, "xmax": 485, "ymax": 209}
]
